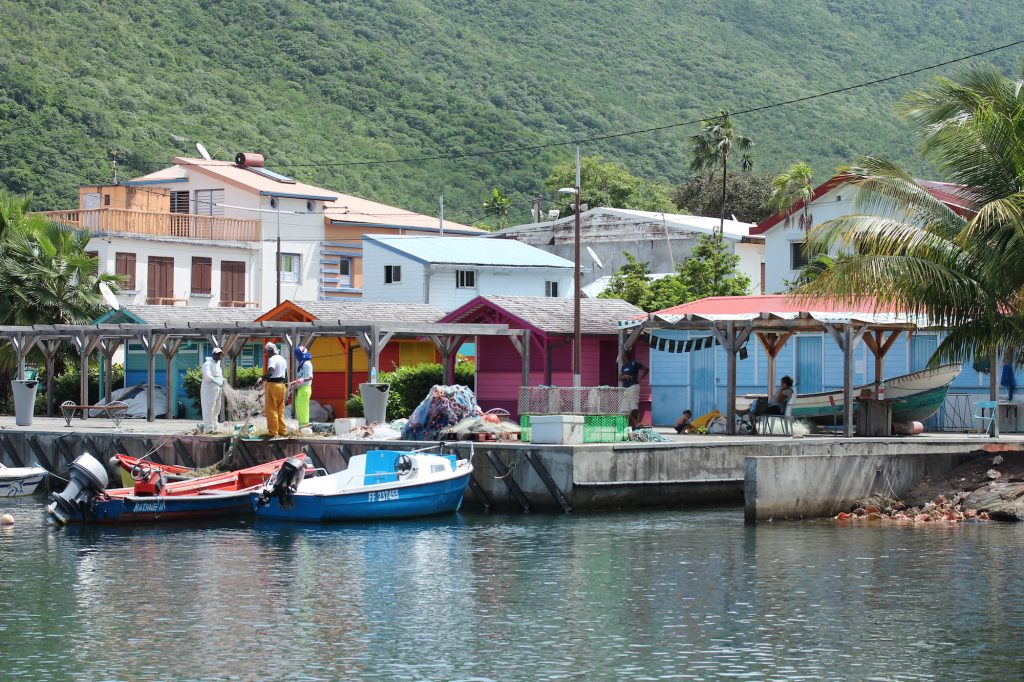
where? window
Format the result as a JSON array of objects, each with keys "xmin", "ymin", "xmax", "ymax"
[
  {"xmin": 385, "ymin": 265, "xmax": 402, "ymax": 284},
  {"xmin": 279, "ymin": 253, "xmax": 301, "ymax": 283},
  {"xmin": 191, "ymin": 257, "xmax": 212, "ymax": 295},
  {"xmin": 193, "ymin": 189, "xmax": 224, "ymax": 216},
  {"xmin": 146, "ymin": 256, "xmax": 174, "ymax": 304},
  {"xmin": 790, "ymin": 242, "xmax": 809, "ymax": 270},
  {"xmin": 103, "ymin": 194, "xmax": 111, "ymax": 206},
  {"xmin": 220, "ymin": 261, "xmax": 246, "ymax": 307},
  {"xmin": 170, "ymin": 191, "xmax": 189, "ymax": 214},
  {"xmin": 337, "ymin": 257, "xmax": 352, "ymax": 286},
  {"xmin": 545, "ymin": 281, "xmax": 559, "ymax": 297},
  {"xmin": 115, "ymin": 252, "xmax": 136, "ymax": 290},
  {"xmin": 456, "ymin": 269, "xmax": 476, "ymax": 289}
]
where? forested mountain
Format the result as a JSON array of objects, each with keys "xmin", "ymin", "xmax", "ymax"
[{"xmin": 1, "ymin": 0, "xmax": 1020, "ymax": 225}]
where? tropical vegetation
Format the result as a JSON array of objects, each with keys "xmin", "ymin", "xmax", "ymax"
[
  {"xmin": 689, "ymin": 110, "xmax": 754, "ymax": 233},
  {"xmin": 769, "ymin": 161, "xmax": 816, "ymax": 231},
  {"xmin": 799, "ymin": 61, "xmax": 1024, "ymax": 364},
  {"xmin": 4, "ymin": 1, "xmax": 1018, "ymax": 224},
  {"xmin": 544, "ymin": 156, "xmax": 675, "ymax": 216},
  {"xmin": 672, "ymin": 171, "xmax": 776, "ymax": 224},
  {"xmin": 345, "ymin": 362, "xmax": 475, "ymax": 421},
  {"xmin": 600, "ymin": 233, "xmax": 751, "ymax": 312}
]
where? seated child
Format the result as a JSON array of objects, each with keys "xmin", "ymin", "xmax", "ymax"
[{"xmin": 674, "ymin": 409, "xmax": 695, "ymax": 434}]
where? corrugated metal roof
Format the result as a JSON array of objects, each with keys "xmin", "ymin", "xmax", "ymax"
[
  {"xmin": 367, "ymin": 235, "xmax": 575, "ymax": 267},
  {"xmin": 285, "ymin": 300, "xmax": 444, "ymax": 324},
  {"xmin": 124, "ymin": 304, "xmax": 263, "ymax": 325},
  {"xmin": 447, "ymin": 295, "xmax": 644, "ymax": 335}
]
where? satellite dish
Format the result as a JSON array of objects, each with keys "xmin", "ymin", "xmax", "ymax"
[
  {"xmin": 99, "ymin": 282, "xmax": 120, "ymax": 310},
  {"xmin": 196, "ymin": 142, "xmax": 212, "ymax": 160},
  {"xmin": 731, "ymin": 214, "xmax": 738, "ymax": 222},
  {"xmin": 586, "ymin": 246, "xmax": 604, "ymax": 269}
]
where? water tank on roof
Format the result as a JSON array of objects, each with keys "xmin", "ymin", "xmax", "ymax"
[{"xmin": 235, "ymin": 152, "xmax": 265, "ymax": 168}]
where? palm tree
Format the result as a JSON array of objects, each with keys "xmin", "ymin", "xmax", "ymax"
[
  {"xmin": 481, "ymin": 187, "xmax": 512, "ymax": 230},
  {"xmin": 769, "ymin": 161, "xmax": 815, "ymax": 231},
  {"xmin": 798, "ymin": 62, "xmax": 1024, "ymax": 364},
  {"xmin": 689, "ymin": 109, "xmax": 754, "ymax": 235}
]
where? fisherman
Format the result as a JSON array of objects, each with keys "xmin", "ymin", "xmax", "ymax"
[
  {"xmin": 258, "ymin": 342, "xmax": 289, "ymax": 438},
  {"xmin": 200, "ymin": 347, "xmax": 225, "ymax": 433},
  {"xmin": 289, "ymin": 345, "xmax": 314, "ymax": 429}
]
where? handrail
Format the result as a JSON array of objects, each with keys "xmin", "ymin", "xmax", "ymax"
[{"xmin": 37, "ymin": 208, "xmax": 261, "ymax": 242}]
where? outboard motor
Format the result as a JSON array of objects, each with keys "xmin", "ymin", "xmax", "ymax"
[
  {"xmin": 258, "ymin": 457, "xmax": 305, "ymax": 510},
  {"xmin": 49, "ymin": 453, "xmax": 109, "ymax": 525}
]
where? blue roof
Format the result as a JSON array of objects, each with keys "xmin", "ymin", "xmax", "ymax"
[{"xmin": 366, "ymin": 235, "xmax": 574, "ymax": 268}]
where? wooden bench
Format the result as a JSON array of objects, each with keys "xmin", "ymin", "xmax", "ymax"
[{"xmin": 60, "ymin": 400, "xmax": 130, "ymax": 428}]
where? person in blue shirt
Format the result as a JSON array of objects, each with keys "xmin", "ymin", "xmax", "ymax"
[{"xmin": 619, "ymin": 350, "xmax": 648, "ymax": 388}]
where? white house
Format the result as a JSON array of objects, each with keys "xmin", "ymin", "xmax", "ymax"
[
  {"xmin": 752, "ymin": 175, "xmax": 969, "ymax": 293},
  {"xmin": 360, "ymin": 235, "xmax": 575, "ymax": 312},
  {"xmin": 493, "ymin": 207, "xmax": 765, "ymax": 294}
]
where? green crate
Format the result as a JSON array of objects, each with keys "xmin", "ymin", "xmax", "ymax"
[{"xmin": 520, "ymin": 414, "xmax": 629, "ymax": 443}]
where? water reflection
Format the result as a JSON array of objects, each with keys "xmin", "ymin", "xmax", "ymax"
[{"xmin": 1, "ymin": 498, "xmax": 1023, "ymax": 680}]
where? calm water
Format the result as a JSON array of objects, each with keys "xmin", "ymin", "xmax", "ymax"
[{"xmin": 1, "ymin": 498, "xmax": 1023, "ymax": 682}]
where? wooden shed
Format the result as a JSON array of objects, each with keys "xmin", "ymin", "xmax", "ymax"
[{"xmin": 441, "ymin": 295, "xmax": 650, "ymax": 421}]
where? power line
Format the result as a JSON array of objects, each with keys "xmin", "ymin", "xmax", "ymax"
[{"xmin": 100, "ymin": 37, "xmax": 1024, "ymax": 171}]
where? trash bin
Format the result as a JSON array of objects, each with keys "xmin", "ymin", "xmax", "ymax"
[
  {"xmin": 12, "ymin": 379, "xmax": 39, "ymax": 426},
  {"xmin": 359, "ymin": 382, "xmax": 391, "ymax": 425}
]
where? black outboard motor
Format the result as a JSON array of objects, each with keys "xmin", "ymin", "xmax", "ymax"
[
  {"xmin": 49, "ymin": 453, "xmax": 109, "ymax": 525},
  {"xmin": 259, "ymin": 457, "xmax": 305, "ymax": 510}
]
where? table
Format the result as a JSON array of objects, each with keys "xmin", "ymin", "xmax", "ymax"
[
  {"xmin": 855, "ymin": 398, "xmax": 892, "ymax": 437},
  {"xmin": 998, "ymin": 401, "xmax": 1023, "ymax": 433}
]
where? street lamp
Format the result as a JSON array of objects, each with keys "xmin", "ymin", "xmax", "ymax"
[{"xmin": 558, "ymin": 146, "xmax": 582, "ymax": 388}]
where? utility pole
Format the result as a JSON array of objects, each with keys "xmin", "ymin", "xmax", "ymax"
[{"xmin": 439, "ymin": 195, "xmax": 444, "ymax": 237}]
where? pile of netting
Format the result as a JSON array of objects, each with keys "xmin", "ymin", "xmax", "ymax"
[
  {"xmin": 442, "ymin": 409, "xmax": 521, "ymax": 440},
  {"xmin": 401, "ymin": 385, "xmax": 480, "ymax": 441}
]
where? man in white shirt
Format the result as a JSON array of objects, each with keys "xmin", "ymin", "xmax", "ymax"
[
  {"xmin": 200, "ymin": 347, "xmax": 224, "ymax": 433},
  {"xmin": 260, "ymin": 342, "xmax": 289, "ymax": 437}
]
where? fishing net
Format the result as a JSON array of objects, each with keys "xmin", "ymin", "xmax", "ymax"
[{"xmin": 401, "ymin": 384, "xmax": 480, "ymax": 441}]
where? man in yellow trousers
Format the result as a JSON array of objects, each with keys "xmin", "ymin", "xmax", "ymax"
[{"xmin": 259, "ymin": 342, "xmax": 289, "ymax": 438}]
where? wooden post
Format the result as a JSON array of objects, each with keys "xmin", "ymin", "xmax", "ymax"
[
  {"xmin": 843, "ymin": 325, "xmax": 854, "ymax": 438},
  {"xmin": 990, "ymin": 348, "xmax": 1000, "ymax": 438}
]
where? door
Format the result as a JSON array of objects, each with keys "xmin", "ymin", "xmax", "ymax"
[
  {"xmin": 82, "ymin": 192, "xmax": 101, "ymax": 230},
  {"xmin": 910, "ymin": 333, "xmax": 941, "ymax": 429},
  {"xmin": 220, "ymin": 261, "xmax": 246, "ymax": 307},
  {"xmin": 690, "ymin": 338, "xmax": 716, "ymax": 417},
  {"xmin": 795, "ymin": 335, "xmax": 823, "ymax": 394},
  {"xmin": 147, "ymin": 256, "xmax": 174, "ymax": 304}
]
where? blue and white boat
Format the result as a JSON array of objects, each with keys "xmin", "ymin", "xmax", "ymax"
[
  {"xmin": 0, "ymin": 463, "xmax": 47, "ymax": 497},
  {"xmin": 254, "ymin": 449, "xmax": 473, "ymax": 522}
]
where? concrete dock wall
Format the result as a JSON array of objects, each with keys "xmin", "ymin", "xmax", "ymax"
[{"xmin": 742, "ymin": 439, "xmax": 1018, "ymax": 522}]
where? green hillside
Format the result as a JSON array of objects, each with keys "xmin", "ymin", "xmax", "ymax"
[{"xmin": 1, "ymin": 0, "xmax": 1021, "ymax": 225}]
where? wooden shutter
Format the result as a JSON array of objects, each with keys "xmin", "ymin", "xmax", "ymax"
[
  {"xmin": 147, "ymin": 256, "xmax": 174, "ymax": 304},
  {"xmin": 191, "ymin": 257, "xmax": 212, "ymax": 295},
  {"xmin": 220, "ymin": 261, "xmax": 245, "ymax": 307},
  {"xmin": 115, "ymin": 252, "xmax": 136, "ymax": 290}
]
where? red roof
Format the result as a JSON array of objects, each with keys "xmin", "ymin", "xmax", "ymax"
[
  {"xmin": 751, "ymin": 175, "xmax": 973, "ymax": 235},
  {"xmin": 654, "ymin": 294, "xmax": 890, "ymax": 317}
]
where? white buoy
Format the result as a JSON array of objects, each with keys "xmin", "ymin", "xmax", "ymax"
[{"xmin": 1, "ymin": 513, "xmax": 14, "ymax": 526}]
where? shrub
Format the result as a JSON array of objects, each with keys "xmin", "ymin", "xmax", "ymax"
[
  {"xmin": 50, "ymin": 363, "xmax": 125, "ymax": 407},
  {"xmin": 344, "ymin": 361, "xmax": 475, "ymax": 421}
]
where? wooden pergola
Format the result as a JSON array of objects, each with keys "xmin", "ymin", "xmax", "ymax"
[
  {"xmin": 0, "ymin": 320, "xmax": 526, "ymax": 422},
  {"xmin": 618, "ymin": 296, "xmax": 960, "ymax": 437}
]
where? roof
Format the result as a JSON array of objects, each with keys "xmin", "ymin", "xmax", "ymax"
[
  {"xmin": 627, "ymin": 294, "xmax": 932, "ymax": 330},
  {"xmin": 258, "ymin": 299, "xmax": 444, "ymax": 324},
  {"xmin": 366, "ymin": 235, "xmax": 575, "ymax": 268},
  {"xmin": 443, "ymin": 295, "xmax": 644, "ymax": 335},
  {"xmin": 130, "ymin": 157, "xmax": 339, "ymax": 202},
  {"xmin": 496, "ymin": 206, "xmax": 755, "ymax": 242},
  {"xmin": 325, "ymin": 198, "xmax": 483, "ymax": 234},
  {"xmin": 121, "ymin": 304, "xmax": 263, "ymax": 325},
  {"xmin": 751, "ymin": 174, "xmax": 974, "ymax": 235}
]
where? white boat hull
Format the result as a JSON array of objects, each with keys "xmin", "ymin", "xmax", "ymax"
[{"xmin": 0, "ymin": 466, "xmax": 48, "ymax": 497}]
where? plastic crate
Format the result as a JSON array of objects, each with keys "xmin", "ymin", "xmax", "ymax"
[{"xmin": 520, "ymin": 414, "xmax": 628, "ymax": 443}]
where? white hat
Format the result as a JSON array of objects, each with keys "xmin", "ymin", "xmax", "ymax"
[
  {"xmin": 212, "ymin": 347, "xmax": 223, "ymax": 355},
  {"xmin": 265, "ymin": 342, "xmax": 278, "ymax": 354}
]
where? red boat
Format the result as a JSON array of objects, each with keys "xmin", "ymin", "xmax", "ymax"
[
  {"xmin": 114, "ymin": 455, "xmax": 193, "ymax": 487},
  {"xmin": 49, "ymin": 454, "xmax": 307, "ymax": 525}
]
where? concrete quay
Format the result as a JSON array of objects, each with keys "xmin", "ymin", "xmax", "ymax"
[{"xmin": 2, "ymin": 416, "xmax": 1020, "ymax": 519}]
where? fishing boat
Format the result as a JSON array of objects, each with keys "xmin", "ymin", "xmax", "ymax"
[
  {"xmin": 791, "ymin": 363, "xmax": 962, "ymax": 425},
  {"xmin": 0, "ymin": 462, "xmax": 48, "ymax": 497},
  {"xmin": 113, "ymin": 454, "xmax": 193, "ymax": 487},
  {"xmin": 48, "ymin": 454, "xmax": 304, "ymax": 525},
  {"xmin": 254, "ymin": 449, "xmax": 473, "ymax": 522}
]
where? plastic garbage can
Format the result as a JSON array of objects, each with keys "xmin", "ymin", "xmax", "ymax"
[
  {"xmin": 12, "ymin": 379, "xmax": 39, "ymax": 426},
  {"xmin": 359, "ymin": 382, "xmax": 391, "ymax": 425}
]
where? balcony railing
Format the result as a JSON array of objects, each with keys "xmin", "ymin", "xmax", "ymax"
[{"xmin": 38, "ymin": 208, "xmax": 261, "ymax": 242}]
